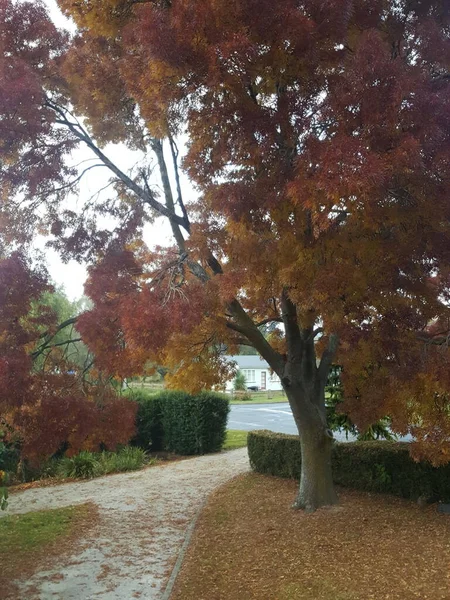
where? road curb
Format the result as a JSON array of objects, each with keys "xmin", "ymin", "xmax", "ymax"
[{"xmin": 161, "ymin": 500, "xmax": 206, "ymax": 600}]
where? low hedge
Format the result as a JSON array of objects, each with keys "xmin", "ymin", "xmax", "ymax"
[
  {"xmin": 129, "ymin": 389, "xmax": 229, "ymax": 455},
  {"xmin": 248, "ymin": 430, "xmax": 450, "ymax": 502}
]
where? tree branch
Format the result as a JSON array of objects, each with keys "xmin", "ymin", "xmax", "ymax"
[
  {"xmin": 318, "ymin": 334, "xmax": 339, "ymax": 381},
  {"xmin": 31, "ymin": 337, "xmax": 82, "ymax": 360},
  {"xmin": 48, "ymin": 100, "xmax": 189, "ymax": 232},
  {"xmin": 226, "ymin": 300, "xmax": 285, "ymax": 374},
  {"xmin": 255, "ymin": 317, "xmax": 283, "ymax": 328},
  {"xmin": 280, "ymin": 288, "xmax": 303, "ymax": 368},
  {"xmin": 168, "ymin": 132, "xmax": 191, "ymax": 232}
]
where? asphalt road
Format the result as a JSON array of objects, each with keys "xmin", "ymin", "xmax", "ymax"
[
  {"xmin": 228, "ymin": 402, "xmax": 411, "ymax": 443},
  {"xmin": 229, "ymin": 402, "xmax": 355, "ymax": 442},
  {"xmin": 229, "ymin": 402, "xmax": 299, "ymax": 435}
]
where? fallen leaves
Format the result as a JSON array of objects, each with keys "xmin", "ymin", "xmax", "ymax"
[
  {"xmin": 171, "ymin": 474, "xmax": 450, "ymax": 600},
  {"xmin": 1, "ymin": 502, "xmax": 99, "ymax": 600}
]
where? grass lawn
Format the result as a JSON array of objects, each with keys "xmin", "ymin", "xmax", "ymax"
[
  {"xmin": 223, "ymin": 430, "xmax": 248, "ymax": 450},
  {"xmin": 171, "ymin": 474, "xmax": 450, "ymax": 600},
  {"xmin": 230, "ymin": 390, "xmax": 287, "ymax": 404},
  {"xmin": 0, "ymin": 503, "xmax": 97, "ymax": 598}
]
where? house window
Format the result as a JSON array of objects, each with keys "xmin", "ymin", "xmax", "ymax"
[{"xmin": 242, "ymin": 369, "xmax": 256, "ymax": 383}]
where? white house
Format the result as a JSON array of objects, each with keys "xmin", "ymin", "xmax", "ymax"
[{"xmin": 224, "ymin": 355, "xmax": 283, "ymax": 392}]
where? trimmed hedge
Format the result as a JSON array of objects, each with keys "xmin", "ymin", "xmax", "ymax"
[
  {"xmin": 129, "ymin": 389, "xmax": 229, "ymax": 455},
  {"xmin": 248, "ymin": 430, "xmax": 450, "ymax": 502},
  {"xmin": 127, "ymin": 390, "xmax": 164, "ymax": 451},
  {"xmin": 161, "ymin": 391, "xmax": 229, "ymax": 455}
]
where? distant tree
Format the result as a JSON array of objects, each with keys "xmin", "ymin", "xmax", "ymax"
[
  {"xmin": 238, "ymin": 346, "xmax": 260, "ymax": 356},
  {"xmin": 31, "ymin": 287, "xmax": 92, "ymax": 374},
  {"xmin": 233, "ymin": 370, "xmax": 247, "ymax": 392}
]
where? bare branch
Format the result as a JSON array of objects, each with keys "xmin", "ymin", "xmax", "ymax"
[
  {"xmin": 255, "ymin": 317, "xmax": 283, "ymax": 328},
  {"xmin": 48, "ymin": 100, "xmax": 190, "ymax": 232},
  {"xmin": 31, "ymin": 337, "xmax": 82, "ymax": 360},
  {"xmin": 150, "ymin": 137, "xmax": 187, "ymax": 252},
  {"xmin": 168, "ymin": 132, "xmax": 191, "ymax": 232}
]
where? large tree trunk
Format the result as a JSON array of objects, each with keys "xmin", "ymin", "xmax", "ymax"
[
  {"xmin": 288, "ymin": 388, "xmax": 338, "ymax": 512},
  {"xmin": 294, "ymin": 427, "xmax": 337, "ymax": 511}
]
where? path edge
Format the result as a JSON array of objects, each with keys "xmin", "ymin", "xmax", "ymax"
[{"xmin": 161, "ymin": 500, "xmax": 206, "ymax": 600}]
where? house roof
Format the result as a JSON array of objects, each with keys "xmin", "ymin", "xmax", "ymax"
[{"xmin": 224, "ymin": 355, "xmax": 270, "ymax": 369}]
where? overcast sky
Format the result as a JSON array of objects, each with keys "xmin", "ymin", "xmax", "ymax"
[{"xmin": 41, "ymin": 0, "xmax": 188, "ymax": 300}]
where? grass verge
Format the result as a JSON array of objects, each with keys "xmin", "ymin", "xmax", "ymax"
[
  {"xmin": 230, "ymin": 391, "xmax": 287, "ymax": 405},
  {"xmin": 0, "ymin": 503, "xmax": 97, "ymax": 598},
  {"xmin": 170, "ymin": 474, "xmax": 450, "ymax": 600},
  {"xmin": 223, "ymin": 430, "xmax": 248, "ymax": 450}
]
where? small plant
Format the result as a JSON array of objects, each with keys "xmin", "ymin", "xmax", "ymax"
[
  {"xmin": 234, "ymin": 390, "xmax": 253, "ymax": 401},
  {"xmin": 96, "ymin": 446, "xmax": 148, "ymax": 475},
  {"xmin": 57, "ymin": 451, "xmax": 97, "ymax": 479},
  {"xmin": 114, "ymin": 446, "xmax": 148, "ymax": 472}
]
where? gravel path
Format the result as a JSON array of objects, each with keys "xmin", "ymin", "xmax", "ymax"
[{"xmin": 7, "ymin": 448, "xmax": 249, "ymax": 599}]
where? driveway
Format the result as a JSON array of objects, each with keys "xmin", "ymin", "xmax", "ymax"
[{"xmin": 5, "ymin": 448, "xmax": 249, "ymax": 599}]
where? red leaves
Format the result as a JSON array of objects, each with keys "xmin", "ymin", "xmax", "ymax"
[
  {"xmin": 0, "ymin": 253, "xmax": 137, "ymax": 461},
  {"xmin": 18, "ymin": 379, "xmax": 137, "ymax": 462},
  {"xmin": 78, "ymin": 247, "xmax": 220, "ymax": 380},
  {"xmin": 2, "ymin": 0, "xmax": 450, "ymax": 467}
]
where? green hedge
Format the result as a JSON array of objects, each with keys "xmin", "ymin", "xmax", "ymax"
[
  {"xmin": 127, "ymin": 390, "xmax": 164, "ymax": 451},
  {"xmin": 161, "ymin": 391, "xmax": 229, "ymax": 455},
  {"xmin": 129, "ymin": 389, "xmax": 229, "ymax": 455},
  {"xmin": 248, "ymin": 430, "xmax": 450, "ymax": 502}
]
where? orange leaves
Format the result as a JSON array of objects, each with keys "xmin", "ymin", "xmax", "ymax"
[
  {"xmin": 61, "ymin": 34, "xmax": 144, "ymax": 147},
  {"xmin": 58, "ymin": 0, "xmax": 134, "ymax": 37},
  {"xmin": 2, "ymin": 0, "xmax": 450, "ymax": 467}
]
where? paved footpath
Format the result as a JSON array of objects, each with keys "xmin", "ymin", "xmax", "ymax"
[{"xmin": 6, "ymin": 448, "xmax": 249, "ymax": 600}]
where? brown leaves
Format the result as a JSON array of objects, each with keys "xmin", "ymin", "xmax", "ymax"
[{"xmin": 171, "ymin": 474, "xmax": 450, "ymax": 600}]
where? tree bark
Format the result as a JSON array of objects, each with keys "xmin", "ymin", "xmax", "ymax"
[
  {"xmin": 288, "ymin": 387, "xmax": 338, "ymax": 512},
  {"xmin": 293, "ymin": 423, "xmax": 337, "ymax": 511}
]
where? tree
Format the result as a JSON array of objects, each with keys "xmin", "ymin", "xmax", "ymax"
[
  {"xmin": 31, "ymin": 286, "xmax": 92, "ymax": 373},
  {"xmin": 233, "ymin": 370, "xmax": 247, "ymax": 392},
  {"xmin": 0, "ymin": 252, "xmax": 137, "ymax": 463},
  {"xmin": 1, "ymin": 0, "xmax": 449, "ymax": 510}
]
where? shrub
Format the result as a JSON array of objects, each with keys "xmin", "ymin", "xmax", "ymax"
[
  {"xmin": 248, "ymin": 430, "xmax": 450, "ymax": 502},
  {"xmin": 57, "ymin": 451, "xmax": 97, "ymax": 479},
  {"xmin": 160, "ymin": 390, "xmax": 229, "ymax": 455},
  {"xmin": 126, "ymin": 390, "xmax": 164, "ymax": 451},
  {"xmin": 0, "ymin": 441, "xmax": 19, "ymax": 476},
  {"xmin": 193, "ymin": 391, "xmax": 230, "ymax": 453},
  {"xmin": 233, "ymin": 390, "xmax": 253, "ymax": 401},
  {"xmin": 96, "ymin": 446, "xmax": 148, "ymax": 475},
  {"xmin": 126, "ymin": 389, "xmax": 229, "ymax": 455}
]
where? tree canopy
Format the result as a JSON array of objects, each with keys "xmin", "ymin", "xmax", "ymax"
[{"xmin": 1, "ymin": 0, "xmax": 449, "ymax": 508}]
